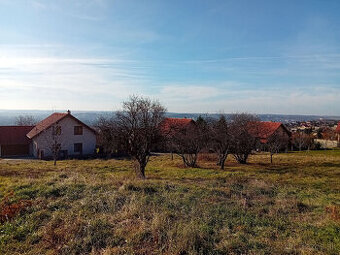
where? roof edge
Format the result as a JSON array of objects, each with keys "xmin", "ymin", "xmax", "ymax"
[{"xmin": 27, "ymin": 113, "xmax": 97, "ymax": 139}]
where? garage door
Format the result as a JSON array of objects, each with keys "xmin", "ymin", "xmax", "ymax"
[{"xmin": 0, "ymin": 144, "xmax": 29, "ymax": 157}]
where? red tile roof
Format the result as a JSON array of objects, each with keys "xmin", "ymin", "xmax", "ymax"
[
  {"xmin": 160, "ymin": 118, "xmax": 195, "ymax": 135},
  {"xmin": 26, "ymin": 113, "xmax": 68, "ymax": 139},
  {"xmin": 248, "ymin": 121, "xmax": 290, "ymax": 143},
  {"xmin": 0, "ymin": 126, "xmax": 34, "ymax": 145},
  {"xmin": 27, "ymin": 112, "xmax": 97, "ymax": 139},
  {"xmin": 336, "ymin": 122, "xmax": 340, "ymax": 133}
]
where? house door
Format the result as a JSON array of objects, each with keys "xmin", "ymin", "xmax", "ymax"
[
  {"xmin": 38, "ymin": 149, "xmax": 44, "ymax": 159},
  {"xmin": 59, "ymin": 150, "xmax": 68, "ymax": 159}
]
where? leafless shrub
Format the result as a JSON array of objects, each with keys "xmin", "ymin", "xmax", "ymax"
[
  {"xmin": 229, "ymin": 113, "xmax": 259, "ymax": 164},
  {"xmin": 292, "ymin": 131, "xmax": 313, "ymax": 151},
  {"xmin": 266, "ymin": 131, "xmax": 290, "ymax": 163},
  {"xmin": 43, "ymin": 122, "xmax": 63, "ymax": 166},
  {"xmin": 96, "ymin": 115, "xmax": 127, "ymax": 158},
  {"xmin": 115, "ymin": 95, "xmax": 166, "ymax": 179},
  {"xmin": 209, "ymin": 115, "xmax": 231, "ymax": 169},
  {"xmin": 15, "ymin": 115, "xmax": 37, "ymax": 126},
  {"xmin": 167, "ymin": 116, "xmax": 208, "ymax": 167}
]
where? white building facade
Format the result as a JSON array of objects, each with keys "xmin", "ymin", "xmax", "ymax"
[{"xmin": 27, "ymin": 112, "xmax": 97, "ymax": 158}]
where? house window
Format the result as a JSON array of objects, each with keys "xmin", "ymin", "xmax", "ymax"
[
  {"xmin": 74, "ymin": 126, "xmax": 83, "ymax": 135},
  {"xmin": 74, "ymin": 143, "xmax": 83, "ymax": 153}
]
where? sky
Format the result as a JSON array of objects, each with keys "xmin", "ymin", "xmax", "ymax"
[{"xmin": 0, "ymin": 0, "xmax": 340, "ymax": 115}]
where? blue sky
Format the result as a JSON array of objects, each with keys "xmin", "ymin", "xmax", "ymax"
[{"xmin": 0, "ymin": 0, "xmax": 340, "ymax": 114}]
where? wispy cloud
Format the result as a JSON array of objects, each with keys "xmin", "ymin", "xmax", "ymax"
[
  {"xmin": 154, "ymin": 83, "xmax": 340, "ymax": 115},
  {"xmin": 0, "ymin": 45, "xmax": 151, "ymax": 110}
]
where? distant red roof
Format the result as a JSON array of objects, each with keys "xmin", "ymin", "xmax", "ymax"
[
  {"xmin": 0, "ymin": 126, "xmax": 33, "ymax": 145},
  {"xmin": 160, "ymin": 118, "xmax": 195, "ymax": 136},
  {"xmin": 27, "ymin": 113, "xmax": 68, "ymax": 139},
  {"xmin": 248, "ymin": 121, "xmax": 290, "ymax": 143},
  {"xmin": 336, "ymin": 122, "xmax": 340, "ymax": 133}
]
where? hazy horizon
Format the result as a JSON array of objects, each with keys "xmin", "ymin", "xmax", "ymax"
[
  {"xmin": 1, "ymin": 0, "xmax": 340, "ymax": 115},
  {"xmin": 1, "ymin": 108, "xmax": 340, "ymax": 118}
]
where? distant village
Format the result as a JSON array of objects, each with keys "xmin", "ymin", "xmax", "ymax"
[
  {"xmin": 0, "ymin": 107, "xmax": 339, "ymax": 160},
  {"xmin": 286, "ymin": 119, "xmax": 340, "ymax": 149}
]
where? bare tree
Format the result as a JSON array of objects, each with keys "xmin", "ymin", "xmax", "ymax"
[
  {"xmin": 166, "ymin": 116, "xmax": 208, "ymax": 168},
  {"xmin": 43, "ymin": 122, "xmax": 62, "ymax": 166},
  {"xmin": 230, "ymin": 113, "xmax": 258, "ymax": 164},
  {"xmin": 170, "ymin": 123, "xmax": 201, "ymax": 167},
  {"xmin": 266, "ymin": 131, "xmax": 290, "ymax": 163},
  {"xmin": 96, "ymin": 116, "xmax": 126, "ymax": 158},
  {"xmin": 209, "ymin": 115, "xmax": 230, "ymax": 169},
  {"xmin": 15, "ymin": 115, "xmax": 37, "ymax": 126},
  {"xmin": 115, "ymin": 95, "xmax": 166, "ymax": 179},
  {"xmin": 292, "ymin": 131, "xmax": 312, "ymax": 151}
]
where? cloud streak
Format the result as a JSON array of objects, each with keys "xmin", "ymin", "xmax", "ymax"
[{"xmin": 155, "ymin": 83, "xmax": 340, "ymax": 115}]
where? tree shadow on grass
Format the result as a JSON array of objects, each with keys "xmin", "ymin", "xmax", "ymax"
[
  {"xmin": 257, "ymin": 166, "xmax": 296, "ymax": 174},
  {"xmin": 306, "ymin": 162, "xmax": 340, "ymax": 168}
]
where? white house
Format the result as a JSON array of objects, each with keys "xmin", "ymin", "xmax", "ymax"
[{"xmin": 26, "ymin": 110, "xmax": 97, "ymax": 158}]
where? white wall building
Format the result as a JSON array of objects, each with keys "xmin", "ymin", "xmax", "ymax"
[{"xmin": 27, "ymin": 111, "xmax": 97, "ymax": 158}]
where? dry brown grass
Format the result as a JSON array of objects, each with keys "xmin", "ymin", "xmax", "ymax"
[{"xmin": 0, "ymin": 150, "xmax": 339, "ymax": 254}]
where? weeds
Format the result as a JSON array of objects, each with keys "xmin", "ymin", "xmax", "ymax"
[
  {"xmin": 0, "ymin": 192, "xmax": 32, "ymax": 223},
  {"xmin": 0, "ymin": 150, "xmax": 339, "ymax": 254}
]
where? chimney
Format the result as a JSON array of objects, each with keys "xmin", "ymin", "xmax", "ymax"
[{"xmin": 67, "ymin": 110, "xmax": 71, "ymax": 115}]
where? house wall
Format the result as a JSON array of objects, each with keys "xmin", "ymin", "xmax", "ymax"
[
  {"xmin": 314, "ymin": 139, "xmax": 339, "ymax": 149},
  {"xmin": 256, "ymin": 125, "xmax": 291, "ymax": 152},
  {"xmin": 274, "ymin": 126, "xmax": 291, "ymax": 151},
  {"xmin": 32, "ymin": 116, "xmax": 96, "ymax": 158},
  {"xmin": 275, "ymin": 126, "xmax": 291, "ymax": 140}
]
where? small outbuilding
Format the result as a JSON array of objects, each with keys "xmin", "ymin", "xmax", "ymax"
[{"xmin": 0, "ymin": 126, "xmax": 33, "ymax": 157}]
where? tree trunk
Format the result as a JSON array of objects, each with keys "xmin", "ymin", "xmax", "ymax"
[
  {"xmin": 53, "ymin": 152, "xmax": 57, "ymax": 166},
  {"xmin": 180, "ymin": 153, "xmax": 198, "ymax": 168},
  {"xmin": 135, "ymin": 161, "xmax": 146, "ymax": 179},
  {"xmin": 220, "ymin": 154, "xmax": 227, "ymax": 170},
  {"xmin": 270, "ymin": 153, "xmax": 273, "ymax": 164},
  {"xmin": 216, "ymin": 154, "xmax": 222, "ymax": 166},
  {"xmin": 234, "ymin": 154, "xmax": 248, "ymax": 164}
]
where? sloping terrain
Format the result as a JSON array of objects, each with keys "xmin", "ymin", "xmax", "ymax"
[{"xmin": 0, "ymin": 151, "xmax": 339, "ymax": 254}]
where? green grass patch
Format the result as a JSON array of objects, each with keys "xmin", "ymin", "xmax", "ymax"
[{"xmin": 0, "ymin": 150, "xmax": 339, "ymax": 254}]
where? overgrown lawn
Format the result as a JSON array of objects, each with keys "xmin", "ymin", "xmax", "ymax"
[{"xmin": 0, "ymin": 150, "xmax": 339, "ymax": 254}]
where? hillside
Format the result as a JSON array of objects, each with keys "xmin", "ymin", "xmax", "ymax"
[{"xmin": 0, "ymin": 151, "xmax": 339, "ymax": 254}]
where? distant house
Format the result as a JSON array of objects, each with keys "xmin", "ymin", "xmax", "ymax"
[
  {"xmin": 0, "ymin": 126, "xmax": 34, "ymax": 157},
  {"xmin": 248, "ymin": 121, "xmax": 291, "ymax": 150},
  {"xmin": 314, "ymin": 139, "xmax": 338, "ymax": 149},
  {"xmin": 160, "ymin": 118, "xmax": 196, "ymax": 136},
  {"xmin": 0, "ymin": 111, "xmax": 97, "ymax": 159},
  {"xmin": 27, "ymin": 111, "xmax": 97, "ymax": 159},
  {"xmin": 158, "ymin": 118, "xmax": 196, "ymax": 152}
]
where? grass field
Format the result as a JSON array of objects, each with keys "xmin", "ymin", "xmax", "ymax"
[{"xmin": 0, "ymin": 150, "xmax": 339, "ymax": 254}]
